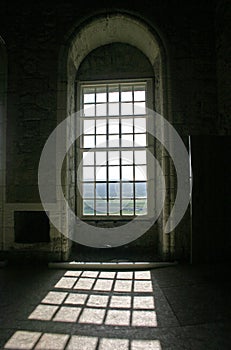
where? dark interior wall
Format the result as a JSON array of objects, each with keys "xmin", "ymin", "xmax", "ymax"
[
  {"xmin": 2, "ymin": 2, "xmax": 58, "ymax": 203},
  {"xmin": 191, "ymin": 136, "xmax": 231, "ymax": 263},
  {"xmin": 215, "ymin": 0, "xmax": 231, "ymax": 134},
  {"xmin": 190, "ymin": 0, "xmax": 231, "ymax": 263}
]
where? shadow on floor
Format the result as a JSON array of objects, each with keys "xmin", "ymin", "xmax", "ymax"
[{"xmin": 69, "ymin": 243, "xmax": 161, "ymax": 262}]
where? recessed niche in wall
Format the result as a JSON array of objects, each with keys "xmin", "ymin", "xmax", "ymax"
[{"xmin": 14, "ymin": 211, "xmax": 50, "ymax": 243}]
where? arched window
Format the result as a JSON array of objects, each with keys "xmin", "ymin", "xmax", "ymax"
[
  {"xmin": 75, "ymin": 43, "xmax": 155, "ymax": 219},
  {"xmin": 56, "ymin": 13, "xmax": 171, "ymax": 258}
]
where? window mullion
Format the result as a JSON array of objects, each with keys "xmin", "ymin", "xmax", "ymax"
[
  {"xmin": 132, "ymin": 86, "xmax": 135, "ymax": 216},
  {"xmin": 94, "ymin": 151, "xmax": 96, "ymax": 216},
  {"xmin": 119, "ymin": 83, "xmax": 122, "ymax": 216},
  {"xmin": 119, "ymin": 150, "xmax": 122, "ymax": 216},
  {"xmin": 106, "ymin": 85, "xmax": 109, "ymax": 215},
  {"xmin": 133, "ymin": 153, "xmax": 135, "ymax": 216}
]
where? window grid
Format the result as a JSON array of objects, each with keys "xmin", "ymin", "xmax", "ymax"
[{"xmin": 80, "ymin": 82, "xmax": 148, "ymax": 217}]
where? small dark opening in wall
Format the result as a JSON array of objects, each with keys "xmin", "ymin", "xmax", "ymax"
[{"xmin": 14, "ymin": 211, "xmax": 50, "ymax": 243}]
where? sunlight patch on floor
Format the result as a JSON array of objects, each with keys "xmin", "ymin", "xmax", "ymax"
[
  {"xmin": 4, "ymin": 332, "xmax": 162, "ymax": 350},
  {"xmin": 4, "ymin": 269, "xmax": 161, "ymax": 349}
]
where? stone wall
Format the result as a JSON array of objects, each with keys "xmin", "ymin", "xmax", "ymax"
[
  {"xmin": 215, "ymin": 0, "xmax": 231, "ymax": 134},
  {"xmin": 191, "ymin": 136, "xmax": 231, "ymax": 262},
  {"xmin": 0, "ymin": 38, "xmax": 7, "ymax": 251},
  {"xmin": 0, "ymin": 0, "xmax": 229, "ymax": 262}
]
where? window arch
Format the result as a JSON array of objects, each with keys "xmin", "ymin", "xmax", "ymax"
[
  {"xmin": 65, "ymin": 13, "xmax": 165, "ymax": 116},
  {"xmin": 57, "ymin": 13, "xmax": 171, "ymax": 260},
  {"xmin": 75, "ymin": 43, "xmax": 155, "ymax": 219}
]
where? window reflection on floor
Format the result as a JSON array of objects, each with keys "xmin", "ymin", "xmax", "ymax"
[{"xmin": 4, "ymin": 269, "xmax": 162, "ymax": 350}]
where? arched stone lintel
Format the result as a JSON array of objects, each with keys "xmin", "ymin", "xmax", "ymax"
[{"xmin": 68, "ymin": 14, "xmax": 160, "ymax": 77}]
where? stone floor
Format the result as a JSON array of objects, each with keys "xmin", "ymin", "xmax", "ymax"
[{"xmin": 0, "ymin": 262, "xmax": 230, "ymax": 349}]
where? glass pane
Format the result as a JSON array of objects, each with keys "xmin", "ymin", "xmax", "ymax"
[
  {"xmin": 96, "ymin": 93, "xmax": 107, "ymax": 103},
  {"xmin": 135, "ymin": 182, "xmax": 147, "ymax": 198},
  {"xmin": 96, "ymin": 166, "xmax": 107, "ymax": 181},
  {"xmin": 134, "ymin": 89, "xmax": 145, "ymax": 101},
  {"xmin": 109, "ymin": 119, "xmax": 119, "ymax": 134},
  {"xmin": 84, "ymin": 94, "xmax": 95, "ymax": 103},
  {"xmin": 121, "ymin": 151, "xmax": 133, "ymax": 164},
  {"xmin": 134, "ymin": 102, "xmax": 146, "ymax": 115},
  {"xmin": 83, "ymin": 200, "xmax": 94, "ymax": 215},
  {"xmin": 108, "ymin": 151, "xmax": 120, "ymax": 165},
  {"xmin": 135, "ymin": 165, "xmax": 147, "ymax": 181},
  {"xmin": 108, "ymin": 135, "xmax": 119, "ymax": 147},
  {"xmin": 134, "ymin": 118, "xmax": 146, "ymax": 133},
  {"xmin": 84, "ymin": 135, "xmax": 95, "ymax": 148},
  {"xmin": 109, "ymin": 91, "xmax": 119, "ymax": 102},
  {"xmin": 135, "ymin": 199, "xmax": 147, "ymax": 215},
  {"xmin": 134, "ymin": 150, "xmax": 146, "ymax": 164},
  {"xmin": 122, "ymin": 165, "xmax": 133, "ymax": 181},
  {"xmin": 83, "ymin": 167, "xmax": 94, "ymax": 181},
  {"xmin": 96, "ymin": 152, "xmax": 106, "ymax": 165},
  {"xmin": 121, "ymin": 119, "xmax": 133, "ymax": 133},
  {"xmin": 121, "ymin": 87, "xmax": 133, "ymax": 102},
  {"xmin": 83, "ymin": 151, "xmax": 94, "ymax": 165},
  {"xmin": 82, "ymin": 183, "xmax": 94, "ymax": 198},
  {"xmin": 96, "ymin": 183, "xmax": 107, "ymax": 199},
  {"xmin": 96, "ymin": 135, "xmax": 107, "ymax": 148},
  {"xmin": 109, "ymin": 166, "xmax": 120, "ymax": 181},
  {"xmin": 96, "ymin": 120, "xmax": 106, "ymax": 134},
  {"xmin": 121, "ymin": 134, "xmax": 133, "ymax": 147},
  {"xmin": 109, "ymin": 200, "xmax": 120, "ymax": 215},
  {"xmin": 109, "ymin": 183, "xmax": 120, "ymax": 198},
  {"xmin": 134, "ymin": 134, "xmax": 146, "ymax": 147},
  {"xmin": 122, "ymin": 199, "xmax": 134, "ymax": 215},
  {"xmin": 96, "ymin": 103, "xmax": 107, "ymax": 116},
  {"xmin": 84, "ymin": 104, "xmax": 95, "ymax": 117},
  {"xmin": 96, "ymin": 200, "xmax": 107, "ymax": 215},
  {"xmin": 122, "ymin": 182, "xmax": 133, "ymax": 198},
  {"xmin": 121, "ymin": 103, "xmax": 133, "ymax": 115},
  {"xmin": 84, "ymin": 120, "xmax": 95, "ymax": 134},
  {"xmin": 108, "ymin": 103, "xmax": 119, "ymax": 116}
]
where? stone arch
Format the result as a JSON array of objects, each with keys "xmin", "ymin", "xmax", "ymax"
[
  {"xmin": 65, "ymin": 13, "xmax": 166, "ymax": 117},
  {"xmin": 56, "ymin": 13, "xmax": 172, "ymax": 260},
  {"xmin": 0, "ymin": 36, "xmax": 7, "ymax": 251}
]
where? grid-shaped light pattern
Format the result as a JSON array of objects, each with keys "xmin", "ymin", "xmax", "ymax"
[
  {"xmin": 4, "ymin": 270, "xmax": 161, "ymax": 350},
  {"xmin": 80, "ymin": 82, "xmax": 148, "ymax": 217},
  {"xmin": 27, "ymin": 270, "xmax": 157, "ymax": 328},
  {"xmin": 4, "ymin": 333, "xmax": 162, "ymax": 350}
]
